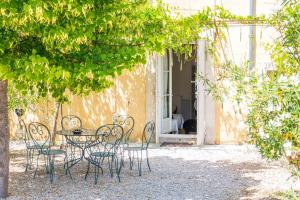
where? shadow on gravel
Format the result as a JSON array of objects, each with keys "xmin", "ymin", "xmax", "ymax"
[{"xmin": 8, "ymin": 149, "xmax": 278, "ymax": 200}]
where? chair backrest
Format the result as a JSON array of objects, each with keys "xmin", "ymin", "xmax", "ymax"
[
  {"xmin": 112, "ymin": 115, "xmax": 134, "ymax": 143},
  {"xmin": 61, "ymin": 115, "xmax": 82, "ymax": 130},
  {"xmin": 28, "ymin": 122, "xmax": 51, "ymax": 149},
  {"xmin": 142, "ymin": 121, "xmax": 155, "ymax": 149},
  {"xmin": 18, "ymin": 119, "xmax": 31, "ymax": 146},
  {"xmin": 96, "ymin": 124, "xmax": 123, "ymax": 153}
]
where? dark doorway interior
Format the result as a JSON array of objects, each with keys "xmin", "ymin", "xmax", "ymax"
[{"xmin": 172, "ymin": 48, "xmax": 197, "ymax": 134}]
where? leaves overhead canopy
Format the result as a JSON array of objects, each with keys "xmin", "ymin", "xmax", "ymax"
[
  {"xmin": 270, "ymin": 1, "xmax": 300, "ymax": 75},
  {"xmin": 0, "ymin": 0, "xmax": 226, "ymax": 102}
]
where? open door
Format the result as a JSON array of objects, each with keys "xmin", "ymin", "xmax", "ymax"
[
  {"xmin": 155, "ymin": 44, "xmax": 207, "ymax": 144},
  {"xmin": 161, "ymin": 51, "xmax": 172, "ymax": 134},
  {"xmin": 156, "ymin": 51, "xmax": 172, "ymax": 141}
]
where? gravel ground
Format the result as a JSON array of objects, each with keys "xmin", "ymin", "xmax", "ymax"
[{"xmin": 7, "ymin": 142, "xmax": 300, "ymax": 200}]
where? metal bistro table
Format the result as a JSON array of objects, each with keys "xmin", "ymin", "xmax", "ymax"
[{"xmin": 57, "ymin": 129, "xmax": 100, "ymax": 174}]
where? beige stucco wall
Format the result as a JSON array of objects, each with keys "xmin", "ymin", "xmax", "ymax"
[
  {"xmin": 10, "ymin": 0, "xmax": 280, "ymax": 145},
  {"xmin": 159, "ymin": 0, "xmax": 280, "ymax": 144},
  {"xmin": 10, "ymin": 65, "xmax": 147, "ymax": 142}
]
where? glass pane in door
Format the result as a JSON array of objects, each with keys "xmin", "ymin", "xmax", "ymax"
[
  {"xmin": 163, "ymin": 71, "xmax": 169, "ymax": 95},
  {"xmin": 162, "ymin": 51, "xmax": 170, "ymax": 119},
  {"xmin": 163, "ymin": 96, "xmax": 170, "ymax": 118},
  {"xmin": 163, "ymin": 52, "xmax": 169, "ymax": 71}
]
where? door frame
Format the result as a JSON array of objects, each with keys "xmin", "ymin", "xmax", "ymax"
[
  {"xmin": 155, "ymin": 40, "xmax": 206, "ymax": 145},
  {"xmin": 196, "ymin": 40, "xmax": 206, "ymax": 145}
]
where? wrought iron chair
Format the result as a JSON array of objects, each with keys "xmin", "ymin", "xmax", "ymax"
[
  {"xmin": 112, "ymin": 115, "xmax": 134, "ymax": 166},
  {"xmin": 84, "ymin": 124, "xmax": 123, "ymax": 184},
  {"xmin": 61, "ymin": 115, "xmax": 82, "ymax": 130},
  {"xmin": 28, "ymin": 122, "xmax": 68, "ymax": 183},
  {"xmin": 124, "ymin": 121, "xmax": 155, "ymax": 176},
  {"xmin": 17, "ymin": 119, "xmax": 37, "ymax": 172},
  {"xmin": 112, "ymin": 115, "xmax": 134, "ymax": 144},
  {"xmin": 15, "ymin": 109, "xmax": 40, "ymax": 172}
]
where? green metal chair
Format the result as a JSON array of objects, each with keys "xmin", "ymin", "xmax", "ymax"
[
  {"xmin": 84, "ymin": 124, "xmax": 123, "ymax": 184},
  {"xmin": 112, "ymin": 115, "xmax": 134, "ymax": 166},
  {"xmin": 15, "ymin": 109, "xmax": 41, "ymax": 172},
  {"xmin": 61, "ymin": 115, "xmax": 82, "ymax": 131},
  {"xmin": 17, "ymin": 119, "xmax": 48, "ymax": 172},
  {"xmin": 18, "ymin": 119, "xmax": 33, "ymax": 171},
  {"xmin": 124, "ymin": 121, "xmax": 155, "ymax": 176},
  {"xmin": 112, "ymin": 115, "xmax": 134, "ymax": 145},
  {"xmin": 28, "ymin": 122, "xmax": 68, "ymax": 183}
]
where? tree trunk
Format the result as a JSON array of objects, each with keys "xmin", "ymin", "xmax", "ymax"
[
  {"xmin": 0, "ymin": 80, "xmax": 9, "ymax": 198},
  {"xmin": 51, "ymin": 102, "xmax": 61, "ymax": 145}
]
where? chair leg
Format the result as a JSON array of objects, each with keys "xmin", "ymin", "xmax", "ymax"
[
  {"xmin": 108, "ymin": 157, "xmax": 113, "ymax": 178},
  {"xmin": 138, "ymin": 150, "xmax": 143, "ymax": 176},
  {"xmin": 128, "ymin": 151, "xmax": 133, "ymax": 170},
  {"xmin": 100, "ymin": 156, "xmax": 105, "ymax": 166},
  {"xmin": 63, "ymin": 153, "xmax": 67, "ymax": 170},
  {"xmin": 29, "ymin": 149, "xmax": 34, "ymax": 170},
  {"xmin": 30, "ymin": 149, "xmax": 35, "ymax": 170},
  {"xmin": 85, "ymin": 161, "xmax": 90, "ymax": 180},
  {"xmin": 94, "ymin": 165, "xmax": 97, "ymax": 184},
  {"xmin": 146, "ymin": 150, "xmax": 151, "ymax": 172},
  {"xmin": 121, "ymin": 148, "xmax": 125, "ymax": 167},
  {"xmin": 33, "ymin": 154, "xmax": 40, "ymax": 179},
  {"xmin": 26, "ymin": 149, "xmax": 35, "ymax": 172},
  {"xmin": 115, "ymin": 156, "xmax": 121, "ymax": 182},
  {"xmin": 99, "ymin": 158, "xmax": 104, "ymax": 175},
  {"xmin": 49, "ymin": 155, "xmax": 54, "ymax": 183},
  {"xmin": 94, "ymin": 165, "xmax": 99, "ymax": 185},
  {"xmin": 97, "ymin": 166, "xmax": 100, "ymax": 184},
  {"xmin": 44, "ymin": 154, "xmax": 50, "ymax": 174},
  {"xmin": 64, "ymin": 154, "xmax": 72, "ymax": 179},
  {"xmin": 64, "ymin": 155, "xmax": 68, "ymax": 174},
  {"xmin": 25, "ymin": 149, "xmax": 30, "ymax": 172}
]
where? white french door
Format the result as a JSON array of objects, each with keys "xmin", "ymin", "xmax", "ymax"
[
  {"xmin": 156, "ymin": 51, "xmax": 172, "ymax": 136},
  {"xmin": 155, "ymin": 42, "xmax": 206, "ymax": 145},
  {"xmin": 162, "ymin": 51, "xmax": 173, "ymax": 133}
]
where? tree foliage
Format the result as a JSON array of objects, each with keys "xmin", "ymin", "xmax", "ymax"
[
  {"xmin": 247, "ymin": 1, "xmax": 300, "ymax": 166},
  {"xmin": 202, "ymin": 1, "xmax": 300, "ymax": 169},
  {"xmin": 0, "ymin": 0, "xmax": 230, "ymax": 103}
]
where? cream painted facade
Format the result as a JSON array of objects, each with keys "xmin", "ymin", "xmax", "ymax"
[
  {"xmin": 10, "ymin": 0, "xmax": 280, "ymax": 144},
  {"xmin": 10, "ymin": 66, "xmax": 147, "ymax": 142}
]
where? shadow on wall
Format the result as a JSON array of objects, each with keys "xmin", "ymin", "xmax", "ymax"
[
  {"xmin": 8, "ymin": 147, "xmax": 280, "ymax": 200},
  {"xmin": 9, "ymin": 65, "xmax": 147, "ymax": 142},
  {"xmin": 145, "ymin": 55, "xmax": 157, "ymax": 142},
  {"xmin": 217, "ymin": 102, "xmax": 247, "ymax": 144}
]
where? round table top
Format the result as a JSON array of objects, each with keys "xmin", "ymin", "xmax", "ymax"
[{"xmin": 56, "ymin": 129, "xmax": 98, "ymax": 137}]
